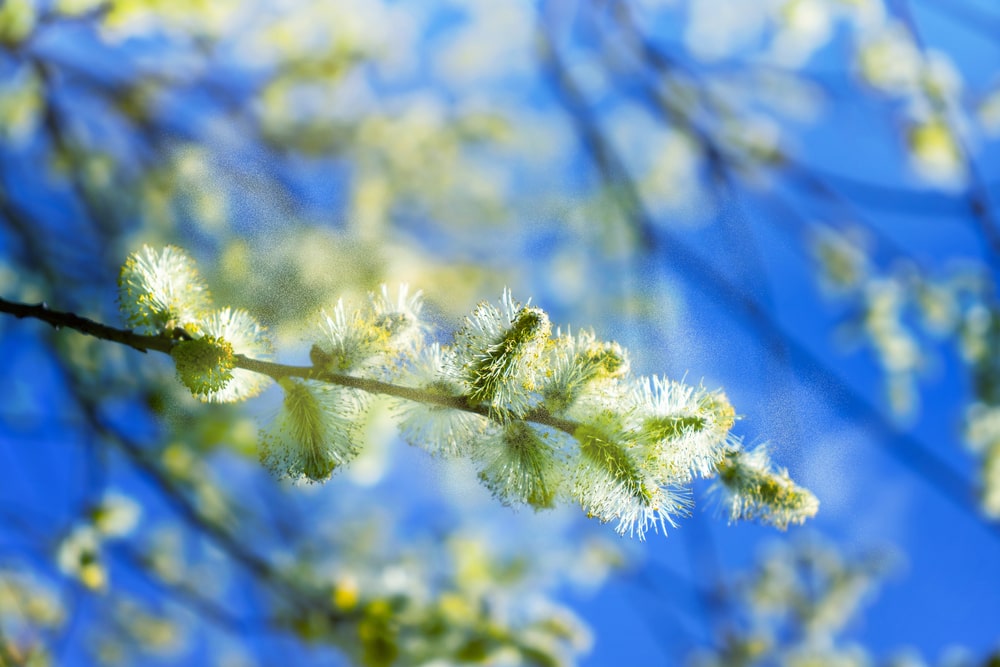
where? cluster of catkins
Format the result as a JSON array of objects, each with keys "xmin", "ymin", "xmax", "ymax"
[{"xmin": 119, "ymin": 245, "xmax": 817, "ymax": 538}]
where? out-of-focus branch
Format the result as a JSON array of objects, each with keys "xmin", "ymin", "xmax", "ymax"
[
  {"xmin": 83, "ymin": 410, "xmax": 313, "ymax": 611},
  {"xmin": 110, "ymin": 544, "xmax": 250, "ymax": 634},
  {"xmin": 894, "ymin": 0, "xmax": 1000, "ymax": 264},
  {"xmin": 537, "ymin": 14, "xmax": 1000, "ymax": 543},
  {"xmin": 32, "ymin": 43, "xmax": 316, "ymax": 220},
  {"xmin": 784, "ymin": 158, "xmax": 968, "ymax": 216},
  {"xmin": 609, "ymin": 0, "xmax": 926, "ymax": 265}
]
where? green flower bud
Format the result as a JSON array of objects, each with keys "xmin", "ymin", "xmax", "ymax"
[
  {"xmin": 455, "ymin": 289, "xmax": 551, "ymax": 417},
  {"xmin": 171, "ymin": 336, "xmax": 235, "ymax": 397},
  {"xmin": 260, "ymin": 379, "xmax": 364, "ymax": 483},
  {"xmin": 713, "ymin": 446, "xmax": 819, "ymax": 529}
]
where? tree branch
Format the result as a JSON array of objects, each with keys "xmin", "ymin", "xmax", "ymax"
[
  {"xmin": 0, "ymin": 298, "xmax": 172, "ymax": 354},
  {"xmin": 0, "ymin": 297, "xmax": 580, "ymax": 436}
]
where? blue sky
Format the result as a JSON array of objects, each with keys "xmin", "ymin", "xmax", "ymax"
[{"xmin": 2, "ymin": 0, "xmax": 1000, "ymax": 664}]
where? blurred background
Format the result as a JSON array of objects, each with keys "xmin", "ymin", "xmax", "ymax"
[{"xmin": 1, "ymin": 0, "xmax": 999, "ymax": 664}]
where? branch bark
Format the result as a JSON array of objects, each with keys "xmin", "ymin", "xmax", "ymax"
[{"xmin": 0, "ymin": 297, "xmax": 580, "ymax": 436}]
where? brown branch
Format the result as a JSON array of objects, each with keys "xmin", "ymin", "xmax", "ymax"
[
  {"xmin": 0, "ymin": 297, "xmax": 580, "ymax": 436},
  {"xmin": 0, "ymin": 298, "xmax": 172, "ymax": 354}
]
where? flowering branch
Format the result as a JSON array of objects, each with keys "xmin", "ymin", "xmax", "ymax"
[
  {"xmin": 0, "ymin": 297, "xmax": 576, "ymax": 433},
  {"xmin": 0, "ymin": 246, "xmax": 818, "ymax": 538}
]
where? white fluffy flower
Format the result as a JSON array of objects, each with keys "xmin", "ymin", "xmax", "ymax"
[
  {"xmin": 368, "ymin": 284, "xmax": 425, "ymax": 357},
  {"xmin": 572, "ymin": 423, "xmax": 690, "ymax": 539},
  {"xmin": 541, "ymin": 328, "xmax": 630, "ymax": 418},
  {"xmin": 118, "ymin": 245, "xmax": 210, "ymax": 333},
  {"xmin": 196, "ymin": 307, "xmax": 273, "ymax": 403},
  {"xmin": 711, "ymin": 444, "xmax": 819, "ymax": 529},
  {"xmin": 312, "ymin": 299, "xmax": 379, "ymax": 373},
  {"xmin": 396, "ymin": 343, "xmax": 488, "ymax": 458},
  {"xmin": 260, "ymin": 379, "xmax": 366, "ymax": 483},
  {"xmin": 473, "ymin": 421, "xmax": 563, "ymax": 510},
  {"xmin": 628, "ymin": 376, "xmax": 735, "ymax": 483},
  {"xmin": 311, "ymin": 285, "xmax": 426, "ymax": 377},
  {"xmin": 453, "ymin": 288, "xmax": 551, "ymax": 417},
  {"xmin": 57, "ymin": 525, "xmax": 106, "ymax": 590},
  {"xmin": 91, "ymin": 491, "xmax": 141, "ymax": 538}
]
